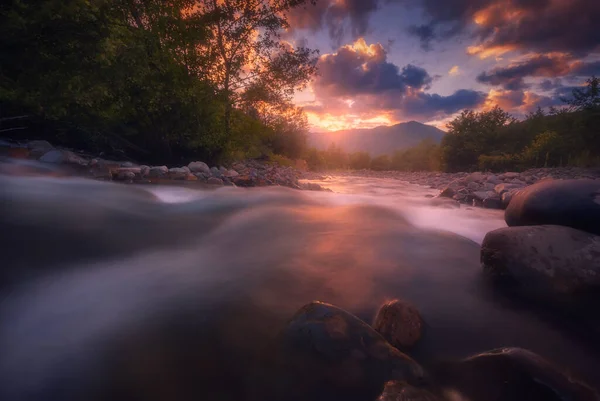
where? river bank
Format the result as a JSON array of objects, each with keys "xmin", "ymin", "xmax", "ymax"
[{"xmin": 303, "ymin": 167, "xmax": 600, "ymax": 209}]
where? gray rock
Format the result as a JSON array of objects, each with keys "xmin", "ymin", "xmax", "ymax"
[
  {"xmin": 188, "ymin": 161, "xmax": 210, "ymax": 174},
  {"xmin": 210, "ymin": 167, "xmax": 221, "ymax": 178},
  {"xmin": 481, "ymin": 225, "xmax": 600, "ymax": 297},
  {"xmin": 472, "ymin": 191, "xmax": 496, "ymax": 201},
  {"xmin": 483, "ymin": 182, "xmax": 496, "ymax": 191},
  {"xmin": 465, "ymin": 172, "xmax": 486, "ymax": 182},
  {"xmin": 486, "ymin": 174, "xmax": 501, "ymax": 184},
  {"xmin": 219, "ymin": 166, "xmax": 227, "ymax": 173},
  {"xmin": 439, "ymin": 186, "xmax": 455, "ymax": 198},
  {"xmin": 277, "ymin": 301, "xmax": 426, "ymax": 401},
  {"xmin": 168, "ymin": 167, "xmax": 188, "ymax": 180},
  {"xmin": 500, "ymin": 172, "xmax": 520, "ymax": 180},
  {"xmin": 207, "ymin": 177, "xmax": 224, "ymax": 185},
  {"xmin": 120, "ymin": 161, "xmax": 135, "ymax": 168},
  {"xmin": 148, "ymin": 166, "xmax": 168, "ymax": 177},
  {"xmin": 139, "ymin": 165, "xmax": 150, "ymax": 177},
  {"xmin": 505, "ymin": 179, "xmax": 600, "ymax": 235},
  {"xmin": 181, "ymin": 166, "xmax": 191, "ymax": 174},
  {"xmin": 436, "ymin": 347, "xmax": 599, "ymax": 401},
  {"xmin": 223, "ymin": 169, "xmax": 239, "ymax": 178},
  {"xmin": 39, "ymin": 149, "xmax": 87, "ymax": 166},
  {"xmin": 467, "ymin": 181, "xmax": 480, "ymax": 191},
  {"xmin": 115, "ymin": 170, "xmax": 136, "ymax": 181}
]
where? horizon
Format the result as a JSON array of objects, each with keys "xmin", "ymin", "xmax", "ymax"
[{"xmin": 288, "ymin": 0, "xmax": 599, "ymax": 132}]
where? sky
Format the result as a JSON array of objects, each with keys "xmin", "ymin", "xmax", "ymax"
[{"xmin": 284, "ymin": 0, "xmax": 600, "ymax": 131}]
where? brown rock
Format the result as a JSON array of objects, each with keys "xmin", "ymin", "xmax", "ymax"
[{"xmin": 373, "ymin": 299, "xmax": 424, "ymax": 349}]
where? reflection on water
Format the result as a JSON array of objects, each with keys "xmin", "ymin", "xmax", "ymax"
[{"xmin": 0, "ymin": 174, "xmax": 598, "ymax": 400}]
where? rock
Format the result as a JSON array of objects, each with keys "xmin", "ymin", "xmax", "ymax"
[
  {"xmin": 301, "ymin": 182, "xmax": 324, "ymax": 191},
  {"xmin": 168, "ymin": 167, "xmax": 188, "ymax": 180},
  {"xmin": 501, "ymin": 189, "xmax": 520, "ymax": 209},
  {"xmin": 378, "ymin": 381, "xmax": 441, "ymax": 401},
  {"xmin": 439, "ymin": 187, "xmax": 455, "ymax": 198},
  {"xmin": 120, "ymin": 161, "xmax": 135, "ymax": 168},
  {"xmin": 181, "ymin": 166, "xmax": 191, "ymax": 174},
  {"xmin": 483, "ymin": 197, "xmax": 503, "ymax": 209},
  {"xmin": 185, "ymin": 174, "xmax": 198, "ymax": 181},
  {"xmin": 223, "ymin": 169, "xmax": 239, "ymax": 178},
  {"xmin": 139, "ymin": 165, "xmax": 150, "ymax": 177},
  {"xmin": 277, "ymin": 302, "xmax": 427, "ymax": 401},
  {"xmin": 505, "ymin": 179, "xmax": 600, "ymax": 235},
  {"xmin": 210, "ymin": 166, "xmax": 222, "ymax": 178},
  {"xmin": 481, "ymin": 225, "xmax": 600, "ymax": 300},
  {"xmin": 467, "ymin": 181, "xmax": 480, "ymax": 191},
  {"xmin": 486, "ymin": 174, "xmax": 501, "ymax": 184},
  {"xmin": 430, "ymin": 198, "xmax": 460, "ymax": 209},
  {"xmin": 113, "ymin": 167, "xmax": 141, "ymax": 181},
  {"xmin": 494, "ymin": 183, "xmax": 524, "ymax": 195},
  {"xmin": 465, "ymin": 172, "xmax": 486, "ymax": 182},
  {"xmin": 372, "ymin": 299, "xmax": 424, "ymax": 350},
  {"xmin": 435, "ymin": 348, "xmax": 599, "ymax": 401},
  {"xmin": 39, "ymin": 149, "xmax": 87, "ymax": 166},
  {"xmin": 472, "ymin": 191, "xmax": 496, "ymax": 201},
  {"xmin": 233, "ymin": 175, "xmax": 254, "ymax": 187},
  {"xmin": 219, "ymin": 166, "xmax": 227, "ymax": 173},
  {"xmin": 188, "ymin": 161, "xmax": 210, "ymax": 174},
  {"xmin": 207, "ymin": 177, "xmax": 223, "ymax": 185},
  {"xmin": 148, "ymin": 166, "xmax": 168, "ymax": 177},
  {"xmin": 482, "ymin": 182, "xmax": 496, "ymax": 191},
  {"xmin": 500, "ymin": 172, "xmax": 520, "ymax": 180}
]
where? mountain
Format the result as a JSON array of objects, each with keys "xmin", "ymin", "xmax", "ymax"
[{"xmin": 307, "ymin": 121, "xmax": 446, "ymax": 156}]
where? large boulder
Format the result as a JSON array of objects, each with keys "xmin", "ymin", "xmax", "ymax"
[
  {"xmin": 372, "ymin": 299, "xmax": 424, "ymax": 350},
  {"xmin": 276, "ymin": 301, "xmax": 426, "ymax": 401},
  {"xmin": 481, "ymin": 225, "xmax": 600, "ymax": 298},
  {"xmin": 188, "ymin": 161, "xmax": 210, "ymax": 174},
  {"xmin": 39, "ymin": 149, "xmax": 87, "ymax": 166},
  {"xmin": 505, "ymin": 179, "xmax": 600, "ymax": 235},
  {"xmin": 435, "ymin": 348, "xmax": 599, "ymax": 401}
]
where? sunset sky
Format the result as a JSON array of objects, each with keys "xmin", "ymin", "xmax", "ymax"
[{"xmin": 285, "ymin": 0, "xmax": 600, "ymax": 131}]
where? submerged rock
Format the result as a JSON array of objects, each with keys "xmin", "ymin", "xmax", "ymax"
[
  {"xmin": 435, "ymin": 347, "xmax": 599, "ymax": 401},
  {"xmin": 505, "ymin": 179, "xmax": 600, "ymax": 235},
  {"xmin": 276, "ymin": 301, "xmax": 426, "ymax": 401},
  {"xmin": 373, "ymin": 299, "xmax": 424, "ymax": 350}
]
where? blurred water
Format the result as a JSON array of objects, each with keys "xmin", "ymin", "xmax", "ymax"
[{"xmin": 0, "ymin": 174, "xmax": 598, "ymax": 401}]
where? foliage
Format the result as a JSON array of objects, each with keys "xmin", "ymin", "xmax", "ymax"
[
  {"xmin": 370, "ymin": 155, "xmax": 391, "ymax": 171},
  {"xmin": 391, "ymin": 138, "xmax": 440, "ymax": 171},
  {"xmin": 348, "ymin": 152, "xmax": 371, "ymax": 170},
  {"xmin": 0, "ymin": 0, "xmax": 318, "ymax": 164}
]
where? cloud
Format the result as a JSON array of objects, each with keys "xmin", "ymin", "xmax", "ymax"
[
  {"xmin": 477, "ymin": 54, "xmax": 600, "ymax": 90},
  {"xmin": 287, "ymin": 0, "xmax": 388, "ymax": 44},
  {"xmin": 407, "ymin": 24, "xmax": 436, "ymax": 50},
  {"xmin": 308, "ymin": 38, "xmax": 487, "ymax": 126},
  {"xmin": 449, "ymin": 66, "xmax": 460, "ymax": 76},
  {"xmin": 402, "ymin": 0, "xmax": 600, "ymax": 56}
]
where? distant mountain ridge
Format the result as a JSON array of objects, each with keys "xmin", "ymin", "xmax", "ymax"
[{"xmin": 307, "ymin": 121, "xmax": 446, "ymax": 156}]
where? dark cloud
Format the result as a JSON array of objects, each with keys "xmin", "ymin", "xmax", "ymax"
[
  {"xmin": 287, "ymin": 0, "xmax": 390, "ymax": 44},
  {"xmin": 478, "ymin": 56, "xmax": 600, "ymax": 91},
  {"xmin": 570, "ymin": 61, "xmax": 600, "ymax": 77},
  {"xmin": 538, "ymin": 78, "xmax": 563, "ymax": 92},
  {"xmin": 315, "ymin": 40, "xmax": 432, "ymax": 98},
  {"xmin": 310, "ymin": 39, "xmax": 486, "ymax": 121},
  {"xmin": 402, "ymin": 0, "xmax": 600, "ymax": 56},
  {"xmin": 407, "ymin": 25, "xmax": 436, "ymax": 51},
  {"xmin": 401, "ymin": 89, "xmax": 487, "ymax": 117},
  {"xmin": 476, "ymin": 54, "xmax": 572, "ymax": 90}
]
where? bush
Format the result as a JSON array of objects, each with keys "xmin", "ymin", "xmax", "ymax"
[{"xmin": 478, "ymin": 154, "xmax": 521, "ymax": 172}]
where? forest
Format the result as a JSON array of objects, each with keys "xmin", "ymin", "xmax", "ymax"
[
  {"xmin": 0, "ymin": 0, "xmax": 317, "ymax": 164},
  {"xmin": 306, "ymin": 77, "xmax": 600, "ymax": 172}
]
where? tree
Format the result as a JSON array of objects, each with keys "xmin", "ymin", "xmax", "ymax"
[
  {"xmin": 562, "ymin": 76, "xmax": 600, "ymax": 111},
  {"xmin": 195, "ymin": 0, "xmax": 319, "ymax": 137}
]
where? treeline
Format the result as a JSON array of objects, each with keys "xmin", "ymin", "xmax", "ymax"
[
  {"xmin": 0, "ymin": 0, "xmax": 317, "ymax": 164},
  {"xmin": 304, "ymin": 139, "xmax": 441, "ymax": 171},
  {"xmin": 305, "ymin": 77, "xmax": 600, "ymax": 172}
]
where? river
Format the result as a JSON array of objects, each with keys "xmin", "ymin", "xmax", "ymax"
[{"xmin": 0, "ymin": 174, "xmax": 598, "ymax": 400}]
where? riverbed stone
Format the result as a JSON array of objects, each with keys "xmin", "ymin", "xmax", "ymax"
[
  {"xmin": 373, "ymin": 299, "xmax": 424, "ymax": 350},
  {"xmin": 168, "ymin": 167, "xmax": 188, "ymax": 180},
  {"xmin": 435, "ymin": 347, "xmax": 599, "ymax": 401},
  {"xmin": 207, "ymin": 177, "xmax": 223, "ymax": 185},
  {"xmin": 505, "ymin": 179, "xmax": 600, "ymax": 235},
  {"xmin": 39, "ymin": 149, "xmax": 87, "ymax": 166},
  {"xmin": 210, "ymin": 166, "xmax": 222, "ymax": 178},
  {"xmin": 481, "ymin": 225, "xmax": 600, "ymax": 299},
  {"xmin": 378, "ymin": 381, "xmax": 441, "ymax": 401},
  {"xmin": 148, "ymin": 166, "xmax": 168, "ymax": 177},
  {"xmin": 276, "ymin": 301, "xmax": 427, "ymax": 401},
  {"xmin": 188, "ymin": 161, "xmax": 210, "ymax": 174},
  {"xmin": 494, "ymin": 183, "xmax": 524, "ymax": 195}
]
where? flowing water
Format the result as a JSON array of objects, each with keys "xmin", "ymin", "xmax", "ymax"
[{"xmin": 0, "ymin": 173, "xmax": 598, "ymax": 400}]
